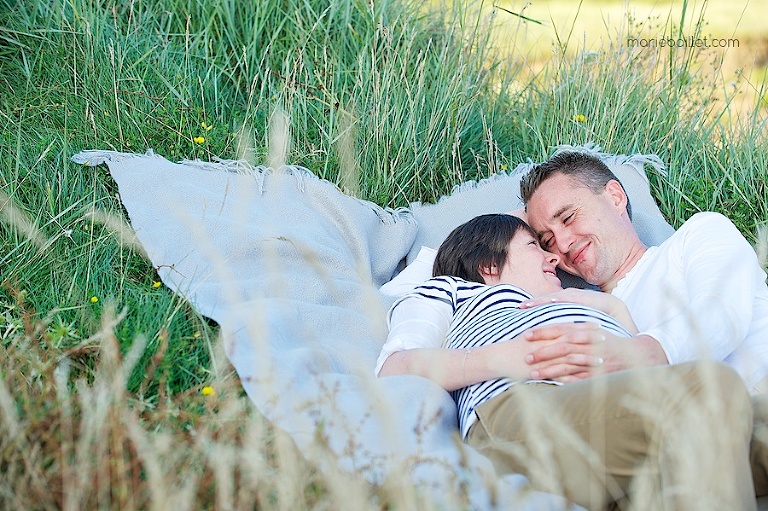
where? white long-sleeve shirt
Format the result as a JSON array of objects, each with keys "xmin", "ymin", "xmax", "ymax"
[{"xmin": 611, "ymin": 212, "xmax": 768, "ymax": 392}]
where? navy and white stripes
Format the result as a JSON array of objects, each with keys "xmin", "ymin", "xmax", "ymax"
[{"xmin": 421, "ymin": 277, "xmax": 632, "ymax": 438}]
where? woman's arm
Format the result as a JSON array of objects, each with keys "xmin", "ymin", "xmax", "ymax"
[
  {"xmin": 378, "ymin": 283, "xmax": 538, "ymax": 391},
  {"xmin": 519, "ymin": 288, "xmax": 639, "ymax": 334},
  {"xmin": 379, "ymin": 340, "xmax": 537, "ymax": 392}
]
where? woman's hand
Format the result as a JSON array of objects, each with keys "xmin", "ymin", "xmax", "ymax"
[
  {"xmin": 519, "ymin": 288, "xmax": 638, "ymax": 334},
  {"xmin": 523, "ymin": 324, "xmax": 668, "ymax": 382}
]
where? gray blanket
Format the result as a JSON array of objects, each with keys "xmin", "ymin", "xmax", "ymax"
[{"xmin": 71, "ymin": 145, "xmax": 674, "ymax": 509}]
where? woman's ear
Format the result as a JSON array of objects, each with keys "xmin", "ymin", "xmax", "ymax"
[{"xmin": 479, "ymin": 264, "xmax": 498, "ymax": 285}]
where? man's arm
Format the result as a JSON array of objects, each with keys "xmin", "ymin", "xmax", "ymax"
[
  {"xmin": 519, "ymin": 288, "xmax": 639, "ymax": 334},
  {"xmin": 516, "ymin": 289, "xmax": 659, "ymax": 380},
  {"xmin": 631, "ymin": 212, "xmax": 761, "ymax": 364}
]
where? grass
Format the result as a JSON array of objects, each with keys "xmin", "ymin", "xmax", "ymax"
[
  {"xmin": 486, "ymin": 0, "xmax": 768, "ymax": 120},
  {"xmin": 1, "ymin": 0, "xmax": 767, "ymax": 508}
]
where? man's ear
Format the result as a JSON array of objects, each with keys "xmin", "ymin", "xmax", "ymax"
[{"xmin": 604, "ymin": 179, "xmax": 629, "ymax": 212}]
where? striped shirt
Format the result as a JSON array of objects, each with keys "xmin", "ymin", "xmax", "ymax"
[{"xmin": 378, "ymin": 276, "xmax": 632, "ymax": 438}]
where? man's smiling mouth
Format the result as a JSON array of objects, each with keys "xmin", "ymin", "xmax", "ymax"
[{"xmin": 570, "ymin": 242, "xmax": 589, "ymax": 265}]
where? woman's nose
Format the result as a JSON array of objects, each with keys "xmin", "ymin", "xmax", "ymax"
[{"xmin": 546, "ymin": 251, "xmax": 560, "ymax": 266}]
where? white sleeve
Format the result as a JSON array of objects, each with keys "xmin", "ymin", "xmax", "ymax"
[
  {"xmin": 374, "ymin": 288, "xmax": 454, "ymax": 375},
  {"xmin": 379, "ymin": 246, "xmax": 437, "ymax": 297},
  {"xmin": 641, "ymin": 212, "xmax": 765, "ymax": 363}
]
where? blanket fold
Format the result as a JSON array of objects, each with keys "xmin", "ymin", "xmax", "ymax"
[{"xmin": 72, "ymin": 149, "xmax": 573, "ymax": 510}]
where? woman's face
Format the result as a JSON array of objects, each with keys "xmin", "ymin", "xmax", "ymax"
[{"xmin": 487, "ymin": 230, "xmax": 563, "ymax": 296}]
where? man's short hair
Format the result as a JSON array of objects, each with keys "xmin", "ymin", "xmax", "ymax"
[
  {"xmin": 433, "ymin": 214, "xmax": 534, "ymax": 283},
  {"xmin": 520, "ymin": 151, "xmax": 632, "ymax": 219}
]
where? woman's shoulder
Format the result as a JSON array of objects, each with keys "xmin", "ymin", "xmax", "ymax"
[
  {"xmin": 454, "ymin": 284, "xmax": 532, "ymax": 312},
  {"xmin": 415, "ymin": 275, "xmax": 485, "ymax": 298}
]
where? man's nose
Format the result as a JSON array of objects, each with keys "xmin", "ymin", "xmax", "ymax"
[{"xmin": 553, "ymin": 230, "xmax": 574, "ymax": 256}]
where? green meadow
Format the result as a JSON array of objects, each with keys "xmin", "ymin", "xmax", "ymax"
[
  {"xmin": 1, "ymin": 0, "xmax": 767, "ymax": 508},
  {"xmin": 487, "ymin": 0, "xmax": 768, "ymax": 121}
]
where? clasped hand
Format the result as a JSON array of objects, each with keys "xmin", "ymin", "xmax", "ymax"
[
  {"xmin": 518, "ymin": 289, "xmax": 655, "ymax": 382},
  {"xmin": 522, "ymin": 323, "xmax": 629, "ymax": 382}
]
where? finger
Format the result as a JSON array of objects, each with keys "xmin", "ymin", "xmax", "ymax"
[
  {"xmin": 525, "ymin": 336, "xmax": 605, "ymax": 363},
  {"xmin": 525, "ymin": 343, "xmax": 577, "ymax": 364},
  {"xmin": 519, "ymin": 296, "xmax": 562, "ymax": 309},
  {"xmin": 565, "ymin": 353, "xmax": 604, "ymax": 367},
  {"xmin": 525, "ymin": 322, "xmax": 602, "ymax": 342},
  {"xmin": 530, "ymin": 362, "xmax": 593, "ymax": 380},
  {"xmin": 527, "ymin": 350, "xmax": 603, "ymax": 371},
  {"xmin": 555, "ymin": 371, "xmax": 593, "ymax": 383},
  {"xmin": 519, "ymin": 290, "xmax": 576, "ymax": 308}
]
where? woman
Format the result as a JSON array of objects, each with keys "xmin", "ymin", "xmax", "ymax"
[{"xmin": 376, "ymin": 214, "xmax": 755, "ymax": 511}]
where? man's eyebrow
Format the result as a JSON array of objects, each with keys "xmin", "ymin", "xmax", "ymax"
[
  {"xmin": 550, "ymin": 204, "xmax": 571, "ymax": 221},
  {"xmin": 534, "ymin": 204, "xmax": 573, "ymax": 238}
]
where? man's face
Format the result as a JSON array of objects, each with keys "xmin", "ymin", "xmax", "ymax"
[{"xmin": 525, "ymin": 172, "xmax": 633, "ymax": 288}]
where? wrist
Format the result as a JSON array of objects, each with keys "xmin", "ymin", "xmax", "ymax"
[
  {"xmin": 462, "ymin": 347, "xmax": 474, "ymax": 385},
  {"xmin": 478, "ymin": 341, "xmax": 531, "ymax": 381},
  {"xmin": 634, "ymin": 334, "xmax": 669, "ymax": 365}
]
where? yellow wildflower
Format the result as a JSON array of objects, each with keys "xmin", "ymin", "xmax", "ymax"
[
  {"xmin": 573, "ymin": 114, "xmax": 586, "ymax": 123},
  {"xmin": 152, "ymin": 280, "xmax": 162, "ymax": 288},
  {"xmin": 193, "ymin": 136, "xmax": 205, "ymax": 144},
  {"xmin": 90, "ymin": 296, "xmax": 99, "ymax": 303},
  {"xmin": 201, "ymin": 386, "xmax": 215, "ymax": 396},
  {"xmin": 193, "ymin": 331, "xmax": 201, "ymax": 338},
  {"xmin": 201, "ymin": 121, "xmax": 213, "ymax": 131}
]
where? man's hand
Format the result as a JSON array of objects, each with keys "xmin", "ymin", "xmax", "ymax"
[{"xmin": 523, "ymin": 323, "xmax": 668, "ymax": 382}]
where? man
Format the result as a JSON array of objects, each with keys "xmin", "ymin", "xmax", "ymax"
[
  {"xmin": 377, "ymin": 212, "xmax": 756, "ymax": 509},
  {"xmin": 519, "ymin": 150, "xmax": 768, "ymax": 494}
]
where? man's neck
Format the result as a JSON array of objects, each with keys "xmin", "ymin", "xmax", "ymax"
[{"xmin": 601, "ymin": 241, "xmax": 647, "ymax": 292}]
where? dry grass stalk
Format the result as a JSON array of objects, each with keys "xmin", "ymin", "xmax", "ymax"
[
  {"xmin": 0, "ymin": 297, "xmax": 367, "ymax": 510},
  {"xmin": 0, "ymin": 190, "xmax": 47, "ymax": 249}
]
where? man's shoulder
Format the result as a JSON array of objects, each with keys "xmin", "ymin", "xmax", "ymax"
[
  {"xmin": 670, "ymin": 211, "xmax": 736, "ymax": 240},
  {"xmin": 679, "ymin": 211, "xmax": 734, "ymax": 231},
  {"xmin": 636, "ymin": 212, "xmax": 738, "ymax": 262}
]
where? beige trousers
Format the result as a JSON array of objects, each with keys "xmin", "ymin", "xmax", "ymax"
[
  {"xmin": 751, "ymin": 393, "xmax": 768, "ymax": 496},
  {"xmin": 466, "ymin": 361, "xmax": 755, "ymax": 511}
]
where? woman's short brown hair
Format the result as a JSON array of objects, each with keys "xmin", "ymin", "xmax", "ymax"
[{"xmin": 432, "ymin": 214, "xmax": 534, "ymax": 283}]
